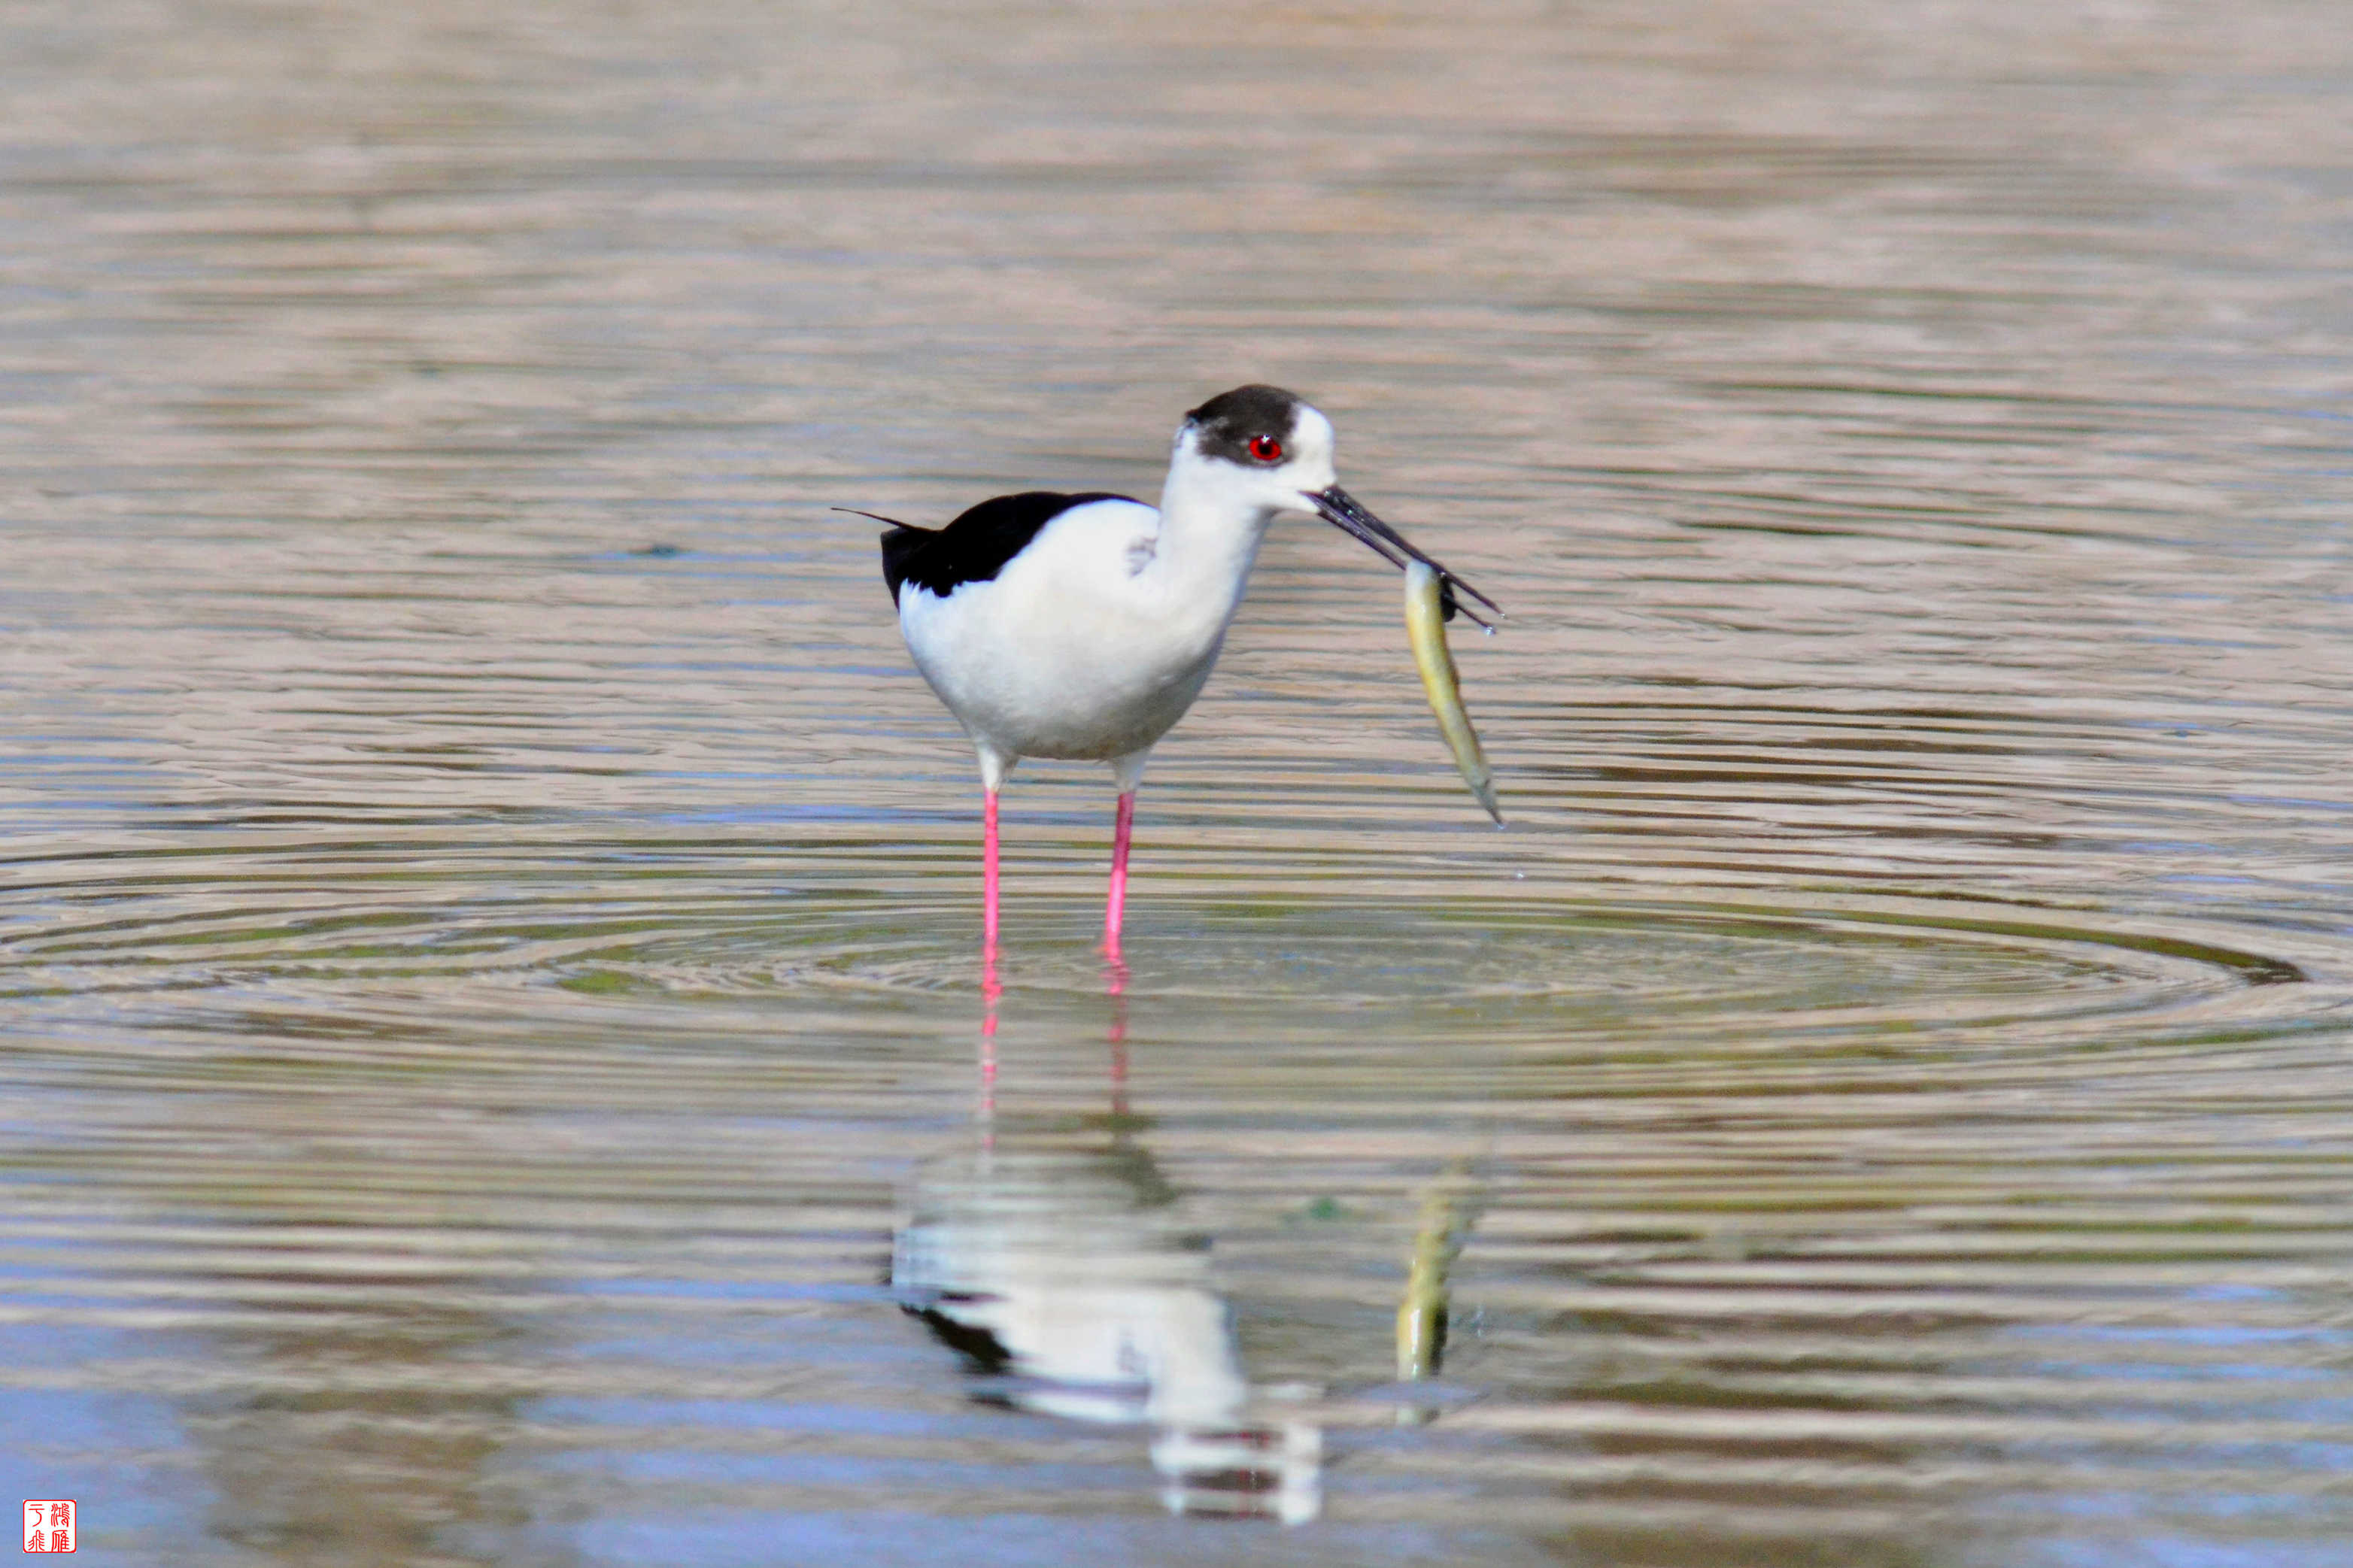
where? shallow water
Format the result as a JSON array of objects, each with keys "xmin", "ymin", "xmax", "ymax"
[{"xmin": 7, "ymin": 2, "xmax": 2353, "ymax": 1563}]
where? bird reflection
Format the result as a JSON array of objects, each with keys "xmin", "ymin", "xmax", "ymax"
[{"xmin": 895, "ymin": 984, "xmax": 1321, "ymax": 1523}]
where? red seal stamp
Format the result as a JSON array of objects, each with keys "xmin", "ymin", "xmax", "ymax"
[{"xmin": 22, "ymin": 1503, "xmax": 74, "ymax": 1554}]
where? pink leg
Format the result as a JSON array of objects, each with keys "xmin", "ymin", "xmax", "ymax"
[
  {"xmin": 1102, "ymin": 790, "xmax": 1136, "ymax": 1114},
  {"xmin": 980, "ymin": 789, "xmax": 1001, "ymax": 1053},
  {"xmin": 1104, "ymin": 790, "xmax": 1136, "ymax": 962},
  {"xmin": 982, "ymin": 788, "xmax": 1001, "ymax": 954}
]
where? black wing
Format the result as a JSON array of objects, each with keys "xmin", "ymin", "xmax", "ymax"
[{"xmin": 873, "ymin": 491, "xmax": 1137, "ymax": 606}]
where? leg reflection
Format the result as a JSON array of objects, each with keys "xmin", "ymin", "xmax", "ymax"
[{"xmin": 1105, "ymin": 954, "xmax": 1129, "ymax": 1121}]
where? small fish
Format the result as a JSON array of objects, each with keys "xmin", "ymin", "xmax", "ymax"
[{"xmin": 1404, "ymin": 561, "xmax": 1503, "ymax": 825}]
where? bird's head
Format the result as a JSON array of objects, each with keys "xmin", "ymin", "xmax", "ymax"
[
  {"xmin": 1170, "ymin": 384, "xmax": 1500, "ymax": 627},
  {"xmin": 1172, "ymin": 384, "xmax": 1337, "ymax": 512}
]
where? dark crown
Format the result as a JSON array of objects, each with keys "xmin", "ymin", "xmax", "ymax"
[{"xmin": 1184, "ymin": 384, "xmax": 1302, "ymax": 463}]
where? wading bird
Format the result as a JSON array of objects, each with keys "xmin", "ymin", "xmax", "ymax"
[{"xmin": 868, "ymin": 385, "xmax": 1498, "ymax": 961}]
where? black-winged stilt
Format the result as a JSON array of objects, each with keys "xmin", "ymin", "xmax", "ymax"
[{"xmin": 868, "ymin": 384, "xmax": 1499, "ymax": 963}]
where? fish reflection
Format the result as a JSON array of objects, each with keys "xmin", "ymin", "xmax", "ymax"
[
  {"xmin": 1398, "ymin": 1163, "xmax": 1478, "ymax": 1385},
  {"xmin": 893, "ymin": 1129, "xmax": 1322, "ymax": 1524}
]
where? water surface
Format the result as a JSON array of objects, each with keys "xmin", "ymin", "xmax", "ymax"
[{"xmin": 6, "ymin": 2, "xmax": 2353, "ymax": 1563}]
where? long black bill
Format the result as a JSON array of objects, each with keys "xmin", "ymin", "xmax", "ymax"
[{"xmin": 1309, "ymin": 486, "xmax": 1503, "ymax": 629}]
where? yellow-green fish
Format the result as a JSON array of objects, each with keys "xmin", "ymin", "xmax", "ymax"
[{"xmin": 1404, "ymin": 561, "xmax": 1502, "ymax": 825}]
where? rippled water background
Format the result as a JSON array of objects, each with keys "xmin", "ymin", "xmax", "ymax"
[{"xmin": 8, "ymin": 2, "xmax": 2353, "ymax": 1563}]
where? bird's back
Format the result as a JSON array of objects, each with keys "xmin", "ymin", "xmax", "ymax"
[{"xmin": 881, "ymin": 490, "xmax": 1138, "ymax": 606}]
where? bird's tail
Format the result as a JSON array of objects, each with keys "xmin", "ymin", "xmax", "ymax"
[{"xmin": 841, "ymin": 506, "xmax": 934, "ymax": 606}]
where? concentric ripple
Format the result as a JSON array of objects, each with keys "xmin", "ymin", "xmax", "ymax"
[{"xmin": 3, "ymin": 833, "xmax": 2327, "ymax": 1047}]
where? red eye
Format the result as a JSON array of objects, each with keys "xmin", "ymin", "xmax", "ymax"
[{"xmin": 1247, "ymin": 435, "xmax": 1283, "ymax": 463}]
